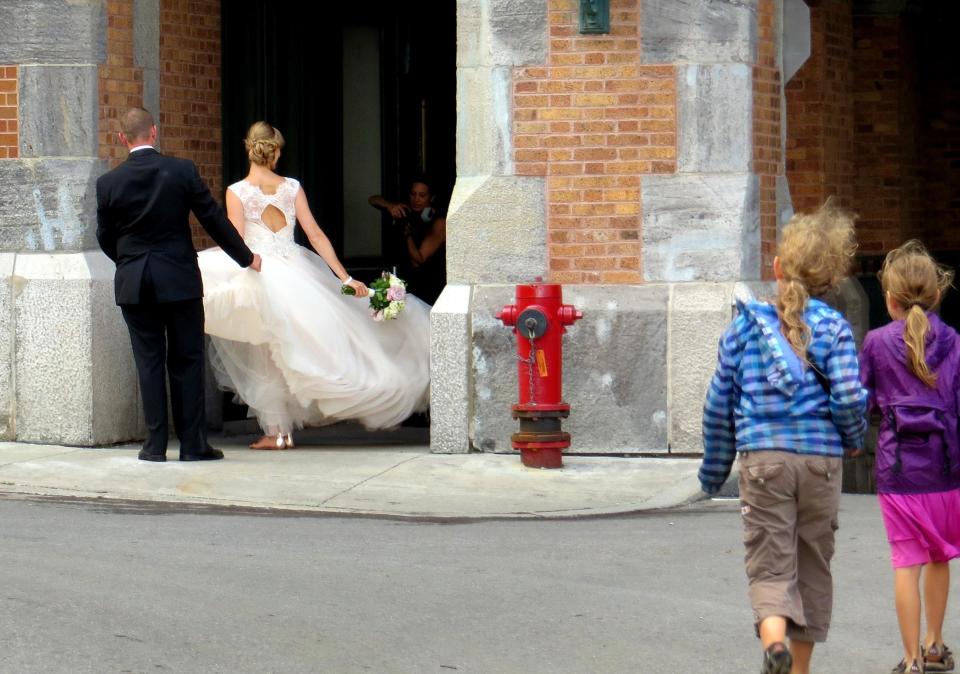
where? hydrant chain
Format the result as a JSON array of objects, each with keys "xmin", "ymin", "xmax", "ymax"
[
  {"xmin": 515, "ymin": 327, "xmax": 538, "ymax": 407},
  {"xmin": 526, "ymin": 329, "xmax": 537, "ymax": 406}
]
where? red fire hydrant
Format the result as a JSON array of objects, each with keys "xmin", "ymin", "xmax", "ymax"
[{"xmin": 496, "ymin": 282, "xmax": 583, "ymax": 468}]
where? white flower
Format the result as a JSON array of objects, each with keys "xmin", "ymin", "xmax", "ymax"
[{"xmin": 383, "ymin": 303, "xmax": 401, "ymax": 320}]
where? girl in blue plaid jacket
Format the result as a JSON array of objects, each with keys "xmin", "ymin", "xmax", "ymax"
[{"xmin": 699, "ymin": 202, "xmax": 868, "ymax": 674}]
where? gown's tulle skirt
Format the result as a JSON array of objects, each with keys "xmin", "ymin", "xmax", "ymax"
[{"xmin": 198, "ymin": 246, "xmax": 431, "ymax": 433}]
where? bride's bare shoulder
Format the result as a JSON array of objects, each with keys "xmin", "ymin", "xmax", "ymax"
[{"xmin": 227, "ymin": 179, "xmax": 249, "ymax": 195}]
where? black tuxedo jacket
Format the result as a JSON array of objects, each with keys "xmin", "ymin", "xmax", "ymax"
[{"xmin": 96, "ymin": 148, "xmax": 254, "ymax": 305}]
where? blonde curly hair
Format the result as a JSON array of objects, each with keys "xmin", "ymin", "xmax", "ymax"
[
  {"xmin": 879, "ymin": 240, "xmax": 954, "ymax": 387},
  {"xmin": 775, "ymin": 199, "xmax": 858, "ymax": 365},
  {"xmin": 244, "ymin": 121, "xmax": 285, "ymax": 167}
]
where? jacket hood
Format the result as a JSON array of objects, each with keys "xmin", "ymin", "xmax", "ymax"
[
  {"xmin": 879, "ymin": 312, "xmax": 957, "ymax": 370},
  {"xmin": 736, "ymin": 299, "xmax": 810, "ymax": 397}
]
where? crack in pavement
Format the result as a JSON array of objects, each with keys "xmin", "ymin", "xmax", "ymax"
[{"xmin": 317, "ymin": 452, "xmax": 428, "ymax": 507}]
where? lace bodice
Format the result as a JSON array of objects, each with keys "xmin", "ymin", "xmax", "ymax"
[{"xmin": 227, "ymin": 178, "xmax": 300, "ymax": 257}]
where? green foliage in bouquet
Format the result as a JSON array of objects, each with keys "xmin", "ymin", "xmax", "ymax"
[{"xmin": 341, "ymin": 272, "xmax": 407, "ymax": 320}]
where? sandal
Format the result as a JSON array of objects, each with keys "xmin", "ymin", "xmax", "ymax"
[
  {"xmin": 891, "ymin": 659, "xmax": 924, "ymax": 673},
  {"xmin": 924, "ymin": 643, "xmax": 954, "ymax": 672},
  {"xmin": 762, "ymin": 642, "xmax": 792, "ymax": 674}
]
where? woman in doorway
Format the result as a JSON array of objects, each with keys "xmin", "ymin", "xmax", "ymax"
[
  {"xmin": 198, "ymin": 122, "xmax": 431, "ymax": 449},
  {"xmin": 368, "ymin": 176, "xmax": 447, "ymax": 305}
]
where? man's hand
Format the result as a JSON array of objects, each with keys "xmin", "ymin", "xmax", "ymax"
[{"xmin": 250, "ymin": 254, "xmax": 262, "ymax": 272}]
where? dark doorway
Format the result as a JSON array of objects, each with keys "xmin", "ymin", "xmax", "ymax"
[
  {"xmin": 221, "ymin": 0, "xmax": 456, "ymax": 278},
  {"xmin": 851, "ymin": 0, "xmax": 960, "ymax": 335},
  {"xmin": 218, "ymin": 1, "xmax": 455, "ymax": 431}
]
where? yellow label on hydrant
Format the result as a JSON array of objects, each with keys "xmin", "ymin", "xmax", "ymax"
[{"xmin": 536, "ymin": 350, "xmax": 549, "ymax": 377}]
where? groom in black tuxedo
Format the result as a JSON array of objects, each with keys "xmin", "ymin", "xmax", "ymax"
[{"xmin": 96, "ymin": 107, "xmax": 262, "ymax": 462}]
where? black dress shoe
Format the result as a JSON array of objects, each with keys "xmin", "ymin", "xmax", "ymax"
[
  {"xmin": 179, "ymin": 447, "xmax": 224, "ymax": 462},
  {"xmin": 138, "ymin": 448, "xmax": 167, "ymax": 462}
]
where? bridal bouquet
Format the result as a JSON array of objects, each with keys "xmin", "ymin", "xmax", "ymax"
[{"xmin": 342, "ymin": 271, "xmax": 407, "ymax": 320}]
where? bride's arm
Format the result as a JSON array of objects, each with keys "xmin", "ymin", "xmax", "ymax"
[
  {"xmin": 225, "ymin": 189, "xmax": 245, "ymax": 238},
  {"xmin": 295, "ymin": 188, "xmax": 368, "ymax": 297}
]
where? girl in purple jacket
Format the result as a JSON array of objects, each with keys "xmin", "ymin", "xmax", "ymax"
[{"xmin": 860, "ymin": 240, "xmax": 960, "ymax": 674}]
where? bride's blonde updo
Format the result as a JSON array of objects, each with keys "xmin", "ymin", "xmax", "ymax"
[{"xmin": 244, "ymin": 121, "xmax": 284, "ymax": 167}]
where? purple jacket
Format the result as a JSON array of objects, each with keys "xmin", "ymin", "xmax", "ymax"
[{"xmin": 860, "ymin": 314, "xmax": 960, "ymax": 494}]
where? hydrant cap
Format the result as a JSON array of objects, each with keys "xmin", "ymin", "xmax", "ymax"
[{"xmin": 515, "ymin": 283, "xmax": 563, "ymax": 301}]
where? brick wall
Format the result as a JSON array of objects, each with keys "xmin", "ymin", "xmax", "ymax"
[
  {"xmin": 851, "ymin": 15, "xmax": 920, "ymax": 253},
  {"xmin": 788, "ymin": 5, "xmax": 960, "ymax": 258},
  {"xmin": 513, "ymin": 0, "xmax": 676, "ymax": 284},
  {"xmin": 0, "ymin": 66, "xmax": 17, "ymax": 159},
  {"xmin": 753, "ymin": 0, "xmax": 781, "ymax": 279},
  {"xmin": 160, "ymin": 0, "xmax": 223, "ymax": 249},
  {"xmin": 99, "ymin": 1, "xmax": 143, "ymax": 167},
  {"xmin": 785, "ymin": 0, "xmax": 854, "ymax": 217}
]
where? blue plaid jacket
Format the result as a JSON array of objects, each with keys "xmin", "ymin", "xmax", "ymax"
[{"xmin": 698, "ymin": 299, "xmax": 868, "ymax": 495}]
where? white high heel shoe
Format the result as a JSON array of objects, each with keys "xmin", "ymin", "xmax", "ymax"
[{"xmin": 249, "ymin": 432, "xmax": 288, "ymax": 450}]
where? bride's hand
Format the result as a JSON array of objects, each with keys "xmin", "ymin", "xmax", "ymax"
[{"xmin": 346, "ymin": 279, "xmax": 369, "ymax": 297}]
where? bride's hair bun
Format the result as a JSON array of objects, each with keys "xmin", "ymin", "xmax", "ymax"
[{"xmin": 244, "ymin": 121, "xmax": 285, "ymax": 166}]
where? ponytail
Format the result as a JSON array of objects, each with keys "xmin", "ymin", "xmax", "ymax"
[
  {"xmin": 879, "ymin": 239, "xmax": 953, "ymax": 388},
  {"xmin": 903, "ymin": 304, "xmax": 937, "ymax": 387},
  {"xmin": 774, "ymin": 199, "xmax": 858, "ymax": 366},
  {"xmin": 776, "ymin": 279, "xmax": 811, "ymax": 365}
]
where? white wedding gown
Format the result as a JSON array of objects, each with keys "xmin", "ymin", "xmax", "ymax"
[{"xmin": 198, "ymin": 178, "xmax": 431, "ymax": 434}]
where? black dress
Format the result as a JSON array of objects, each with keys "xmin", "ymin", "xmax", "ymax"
[{"xmin": 405, "ymin": 213, "xmax": 446, "ymax": 306}]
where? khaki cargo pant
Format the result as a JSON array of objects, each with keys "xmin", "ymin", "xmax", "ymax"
[{"xmin": 738, "ymin": 450, "xmax": 842, "ymax": 643}]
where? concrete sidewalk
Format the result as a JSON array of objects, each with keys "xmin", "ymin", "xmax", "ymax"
[{"xmin": 0, "ymin": 434, "xmax": 705, "ymax": 519}]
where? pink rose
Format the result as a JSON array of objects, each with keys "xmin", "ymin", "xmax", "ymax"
[
  {"xmin": 372, "ymin": 309, "xmax": 384, "ymax": 322},
  {"xmin": 387, "ymin": 286, "xmax": 406, "ymax": 302}
]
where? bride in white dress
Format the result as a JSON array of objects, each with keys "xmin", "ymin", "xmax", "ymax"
[{"xmin": 198, "ymin": 122, "xmax": 431, "ymax": 450}]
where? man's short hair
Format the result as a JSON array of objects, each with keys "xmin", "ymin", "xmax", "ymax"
[{"xmin": 120, "ymin": 108, "xmax": 155, "ymax": 142}]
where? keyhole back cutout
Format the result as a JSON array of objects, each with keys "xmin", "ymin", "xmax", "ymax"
[{"xmin": 260, "ymin": 203, "xmax": 287, "ymax": 233}]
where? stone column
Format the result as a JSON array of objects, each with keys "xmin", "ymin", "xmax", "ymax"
[
  {"xmin": 0, "ymin": 1, "xmax": 147, "ymax": 445},
  {"xmin": 431, "ymin": 0, "xmax": 550, "ymax": 452},
  {"xmin": 437, "ymin": 0, "xmax": 809, "ymax": 456}
]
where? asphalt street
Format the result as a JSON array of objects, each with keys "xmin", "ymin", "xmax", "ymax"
[{"xmin": 0, "ymin": 493, "xmax": 938, "ymax": 673}]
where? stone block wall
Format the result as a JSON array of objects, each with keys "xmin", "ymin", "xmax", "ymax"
[
  {"xmin": 11, "ymin": 253, "xmax": 141, "ymax": 445},
  {"xmin": 435, "ymin": 0, "xmax": 790, "ymax": 453},
  {"xmin": 0, "ymin": 253, "xmax": 12, "ymax": 438},
  {"xmin": 0, "ymin": 1, "xmax": 106, "ymax": 257},
  {"xmin": 444, "ymin": 281, "xmax": 747, "ymax": 455},
  {"xmin": 0, "ymin": 0, "xmax": 144, "ymax": 444},
  {"xmin": 639, "ymin": 0, "xmax": 762, "ymax": 284}
]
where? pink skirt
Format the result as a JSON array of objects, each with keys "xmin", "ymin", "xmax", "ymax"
[{"xmin": 879, "ymin": 490, "xmax": 960, "ymax": 568}]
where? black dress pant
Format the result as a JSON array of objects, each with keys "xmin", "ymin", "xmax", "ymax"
[{"xmin": 120, "ymin": 297, "xmax": 207, "ymax": 455}]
